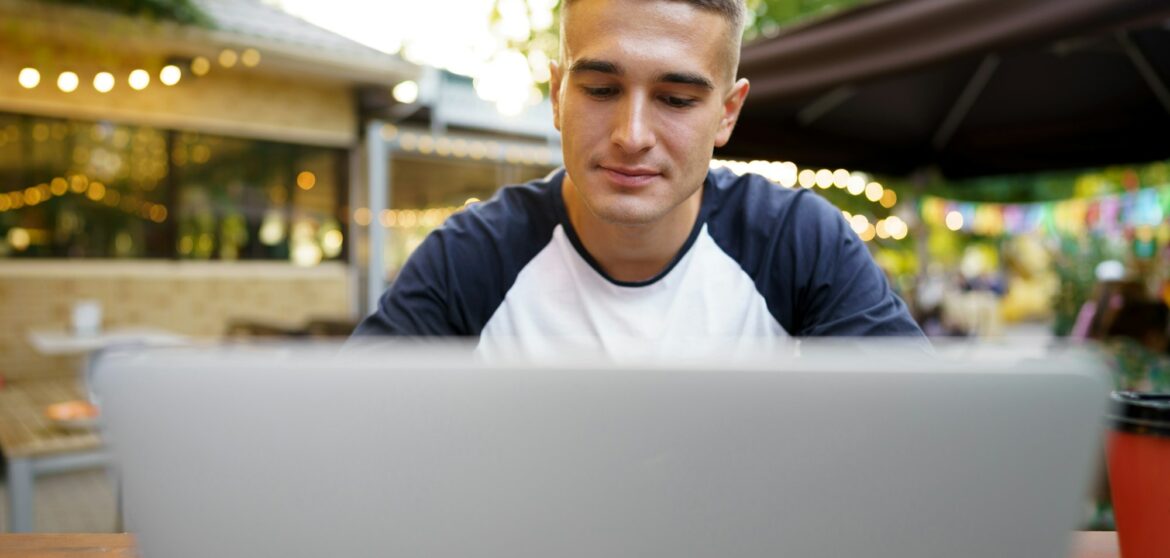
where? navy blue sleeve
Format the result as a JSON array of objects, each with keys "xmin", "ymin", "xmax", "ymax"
[
  {"xmin": 351, "ymin": 228, "xmax": 466, "ymax": 336},
  {"xmin": 351, "ymin": 179, "xmax": 561, "ymax": 337},
  {"xmin": 779, "ymin": 191, "xmax": 923, "ymax": 337},
  {"xmin": 706, "ymin": 172, "xmax": 923, "ymax": 338}
]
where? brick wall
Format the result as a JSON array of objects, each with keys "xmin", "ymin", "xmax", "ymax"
[{"xmin": 0, "ymin": 261, "xmax": 354, "ymax": 382}]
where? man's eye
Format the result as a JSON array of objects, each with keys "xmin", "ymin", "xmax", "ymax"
[
  {"xmin": 582, "ymin": 86, "xmax": 617, "ymax": 99},
  {"xmin": 661, "ymin": 96, "xmax": 697, "ymax": 108}
]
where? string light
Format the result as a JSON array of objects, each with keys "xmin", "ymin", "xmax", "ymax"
[
  {"xmin": 190, "ymin": 56, "xmax": 211, "ymax": 76},
  {"xmin": 850, "ymin": 214, "xmax": 869, "ymax": 235},
  {"xmin": 886, "ymin": 216, "xmax": 909, "ymax": 240},
  {"xmin": 353, "ymin": 207, "xmax": 372, "ymax": 226},
  {"xmin": 24, "ymin": 187, "xmax": 43, "ymax": 206},
  {"xmin": 393, "ymin": 81, "xmax": 419, "ymax": 104},
  {"xmin": 128, "ymin": 69, "xmax": 150, "ymax": 90},
  {"xmin": 160, "ymin": 65, "xmax": 182, "ymax": 86},
  {"xmin": 859, "ymin": 223, "xmax": 876, "ymax": 242},
  {"xmin": 86, "ymin": 182, "xmax": 106, "ymax": 201},
  {"xmin": 93, "ymin": 72, "xmax": 115, "ymax": 93},
  {"xmin": 452, "ymin": 139, "xmax": 468, "ymax": 157},
  {"xmin": 296, "ymin": 171, "xmax": 317, "ymax": 190},
  {"xmin": 8, "ymin": 228, "xmax": 30, "ymax": 251},
  {"xmin": 815, "ymin": 169, "xmax": 834, "ymax": 189},
  {"xmin": 219, "ymin": 49, "xmax": 239, "ymax": 68},
  {"xmin": 57, "ymin": 71, "xmax": 79, "ymax": 93},
  {"xmin": 18, "ymin": 68, "xmax": 40, "ymax": 89},
  {"xmin": 322, "ymin": 229, "xmax": 344, "ymax": 254},
  {"xmin": 707, "ymin": 158, "xmax": 910, "ymax": 243},
  {"xmin": 798, "ymin": 169, "xmax": 816, "ymax": 188},
  {"xmin": 832, "ymin": 169, "xmax": 850, "ymax": 188},
  {"xmin": 847, "ymin": 175, "xmax": 866, "ymax": 195},
  {"xmin": 945, "ymin": 210, "xmax": 964, "ymax": 231},
  {"xmin": 0, "ymin": 171, "xmax": 168, "ymax": 223},
  {"xmin": 241, "ymin": 48, "xmax": 262, "ymax": 67},
  {"xmin": 399, "ymin": 132, "xmax": 417, "ymax": 151},
  {"xmin": 417, "ymin": 135, "xmax": 435, "ymax": 154}
]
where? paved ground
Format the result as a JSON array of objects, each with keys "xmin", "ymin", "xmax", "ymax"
[{"xmin": 0, "ymin": 467, "xmax": 117, "ymax": 533}]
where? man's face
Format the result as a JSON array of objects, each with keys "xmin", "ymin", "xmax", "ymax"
[{"xmin": 551, "ymin": 0, "xmax": 749, "ymax": 226}]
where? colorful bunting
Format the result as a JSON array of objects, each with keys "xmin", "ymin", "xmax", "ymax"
[{"xmin": 923, "ymin": 183, "xmax": 1170, "ymax": 236}]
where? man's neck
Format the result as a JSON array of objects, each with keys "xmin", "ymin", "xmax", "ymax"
[{"xmin": 561, "ymin": 176, "xmax": 703, "ymax": 283}]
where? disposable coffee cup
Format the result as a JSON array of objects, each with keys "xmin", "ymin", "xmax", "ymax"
[{"xmin": 1106, "ymin": 391, "xmax": 1170, "ymax": 558}]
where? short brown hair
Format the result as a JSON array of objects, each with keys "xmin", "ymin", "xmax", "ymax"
[
  {"xmin": 670, "ymin": 0, "xmax": 745, "ymax": 36},
  {"xmin": 560, "ymin": 0, "xmax": 746, "ymax": 82}
]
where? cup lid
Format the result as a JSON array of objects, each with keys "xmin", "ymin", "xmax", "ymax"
[{"xmin": 1109, "ymin": 391, "xmax": 1170, "ymax": 437}]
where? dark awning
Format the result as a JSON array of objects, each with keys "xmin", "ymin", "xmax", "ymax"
[{"xmin": 722, "ymin": 0, "xmax": 1170, "ymax": 179}]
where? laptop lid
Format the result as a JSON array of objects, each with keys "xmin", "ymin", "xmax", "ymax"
[{"xmin": 92, "ymin": 342, "xmax": 1110, "ymax": 558}]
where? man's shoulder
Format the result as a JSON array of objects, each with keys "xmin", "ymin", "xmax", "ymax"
[
  {"xmin": 442, "ymin": 169, "xmax": 561, "ymax": 230},
  {"xmin": 707, "ymin": 168, "xmax": 846, "ymax": 240},
  {"xmin": 436, "ymin": 170, "xmax": 563, "ymax": 249},
  {"xmin": 360, "ymin": 170, "xmax": 565, "ymax": 337}
]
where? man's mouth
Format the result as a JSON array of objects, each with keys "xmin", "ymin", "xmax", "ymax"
[{"xmin": 599, "ymin": 165, "xmax": 661, "ymax": 188}]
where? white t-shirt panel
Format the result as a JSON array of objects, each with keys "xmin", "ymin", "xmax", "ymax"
[{"xmin": 476, "ymin": 224, "xmax": 789, "ymax": 361}]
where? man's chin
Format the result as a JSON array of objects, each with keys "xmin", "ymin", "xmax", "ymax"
[{"xmin": 587, "ymin": 200, "xmax": 666, "ymax": 227}]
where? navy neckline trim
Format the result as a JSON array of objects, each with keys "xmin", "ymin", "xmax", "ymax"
[{"xmin": 552, "ymin": 169, "xmax": 716, "ymax": 288}]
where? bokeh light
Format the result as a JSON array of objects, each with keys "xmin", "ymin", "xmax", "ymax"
[
  {"xmin": 57, "ymin": 71, "xmax": 79, "ymax": 93},
  {"xmin": 392, "ymin": 81, "xmax": 419, "ymax": 104},
  {"xmin": 93, "ymin": 72, "xmax": 115, "ymax": 93},
  {"xmin": 128, "ymin": 69, "xmax": 150, "ymax": 90},
  {"xmin": 160, "ymin": 65, "xmax": 182, "ymax": 86},
  {"xmin": 18, "ymin": 67, "xmax": 41, "ymax": 89}
]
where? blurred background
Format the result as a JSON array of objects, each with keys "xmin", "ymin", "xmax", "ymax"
[{"xmin": 0, "ymin": 0, "xmax": 1168, "ymax": 535}]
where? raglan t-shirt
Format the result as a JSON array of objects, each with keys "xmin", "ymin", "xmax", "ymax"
[{"xmin": 352, "ymin": 168, "xmax": 924, "ymax": 359}]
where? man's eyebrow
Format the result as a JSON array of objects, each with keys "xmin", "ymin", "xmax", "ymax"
[
  {"xmin": 568, "ymin": 59, "xmax": 715, "ymax": 90},
  {"xmin": 659, "ymin": 72, "xmax": 714, "ymax": 91},
  {"xmin": 569, "ymin": 58, "xmax": 621, "ymax": 75}
]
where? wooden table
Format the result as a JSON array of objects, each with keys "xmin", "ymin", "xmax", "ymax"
[
  {"xmin": 0, "ymin": 378, "xmax": 108, "ymax": 533},
  {"xmin": 4, "ymin": 327, "xmax": 188, "ymax": 532},
  {"xmin": 26, "ymin": 328, "xmax": 189, "ymax": 357},
  {"xmin": 0, "ymin": 531, "xmax": 1122, "ymax": 557}
]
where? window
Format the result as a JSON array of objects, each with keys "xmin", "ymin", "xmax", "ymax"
[{"xmin": 0, "ymin": 112, "xmax": 347, "ymax": 264}]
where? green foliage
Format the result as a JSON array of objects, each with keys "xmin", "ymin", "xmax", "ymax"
[
  {"xmin": 744, "ymin": 0, "xmax": 869, "ymax": 40},
  {"xmin": 1050, "ymin": 234, "xmax": 1124, "ymax": 336},
  {"xmin": 42, "ymin": 0, "xmax": 213, "ymax": 27},
  {"xmin": 1103, "ymin": 337, "xmax": 1170, "ymax": 392}
]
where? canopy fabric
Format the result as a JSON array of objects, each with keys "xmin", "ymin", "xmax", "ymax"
[{"xmin": 724, "ymin": 0, "xmax": 1170, "ymax": 179}]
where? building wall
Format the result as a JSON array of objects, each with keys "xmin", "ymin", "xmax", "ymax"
[
  {"xmin": 0, "ymin": 37, "xmax": 357, "ymax": 148},
  {"xmin": 0, "ymin": 261, "xmax": 353, "ymax": 382}
]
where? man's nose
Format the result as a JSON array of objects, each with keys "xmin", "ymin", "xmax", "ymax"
[{"xmin": 611, "ymin": 96, "xmax": 656, "ymax": 154}]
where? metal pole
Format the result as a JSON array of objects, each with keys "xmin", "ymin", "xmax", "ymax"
[
  {"xmin": 366, "ymin": 120, "xmax": 389, "ymax": 316},
  {"xmin": 347, "ymin": 140, "xmax": 362, "ymax": 319},
  {"xmin": 6, "ymin": 457, "xmax": 34, "ymax": 532}
]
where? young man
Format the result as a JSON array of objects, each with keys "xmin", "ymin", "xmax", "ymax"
[{"xmin": 352, "ymin": 0, "xmax": 924, "ymax": 357}]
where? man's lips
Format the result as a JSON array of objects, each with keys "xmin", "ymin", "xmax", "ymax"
[{"xmin": 599, "ymin": 165, "xmax": 661, "ymax": 188}]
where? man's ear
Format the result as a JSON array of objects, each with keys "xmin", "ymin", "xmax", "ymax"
[
  {"xmin": 549, "ymin": 60, "xmax": 564, "ymax": 132},
  {"xmin": 714, "ymin": 78, "xmax": 750, "ymax": 147}
]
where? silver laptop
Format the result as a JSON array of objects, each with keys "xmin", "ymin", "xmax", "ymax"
[{"xmin": 92, "ymin": 341, "xmax": 1110, "ymax": 558}]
